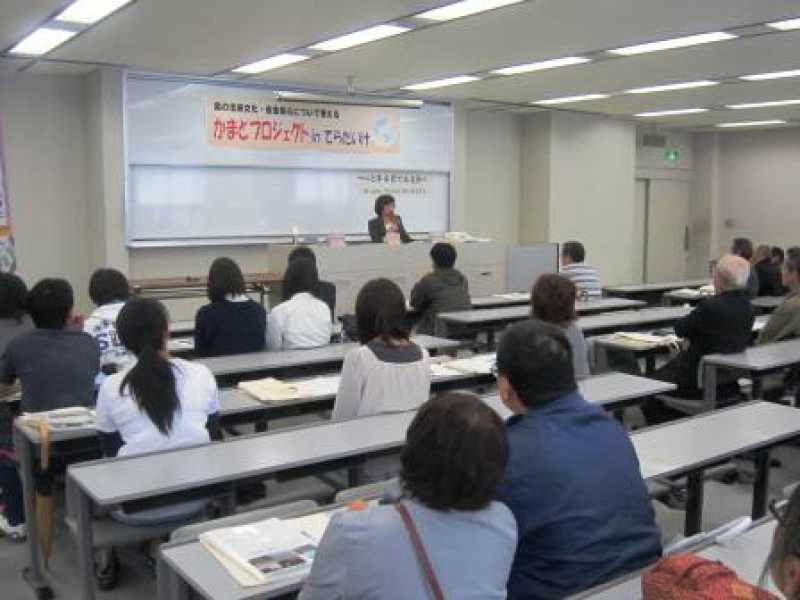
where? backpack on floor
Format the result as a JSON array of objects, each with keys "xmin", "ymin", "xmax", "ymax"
[{"xmin": 642, "ymin": 554, "xmax": 778, "ymax": 600}]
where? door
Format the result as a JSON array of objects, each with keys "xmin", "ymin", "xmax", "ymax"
[{"xmin": 645, "ymin": 179, "xmax": 690, "ymax": 283}]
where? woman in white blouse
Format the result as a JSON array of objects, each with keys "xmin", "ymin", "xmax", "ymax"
[{"xmin": 267, "ymin": 257, "xmax": 332, "ymax": 350}]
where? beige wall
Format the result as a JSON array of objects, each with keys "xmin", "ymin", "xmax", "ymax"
[
  {"xmin": 0, "ymin": 71, "xmax": 92, "ymax": 311},
  {"xmin": 519, "ymin": 112, "xmax": 550, "ymax": 244}
]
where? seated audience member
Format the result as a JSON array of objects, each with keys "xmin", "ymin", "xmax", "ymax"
[
  {"xmin": 84, "ymin": 268, "xmax": 133, "ymax": 377},
  {"xmin": 789, "ymin": 247, "xmax": 800, "ymax": 261},
  {"xmin": 300, "ymin": 393, "xmax": 516, "ymax": 600},
  {"xmin": 287, "ymin": 245, "xmax": 336, "ymax": 320},
  {"xmin": 410, "ymin": 242, "xmax": 471, "ymax": 335},
  {"xmin": 0, "ymin": 279, "xmax": 99, "ymax": 540},
  {"xmin": 772, "ymin": 246, "xmax": 786, "ymax": 269},
  {"xmin": 0, "ymin": 273, "xmax": 34, "ymax": 540},
  {"xmin": 643, "ymin": 255, "xmax": 754, "ymax": 424},
  {"xmin": 267, "ymin": 257, "xmax": 332, "ymax": 350},
  {"xmin": 495, "ymin": 320, "xmax": 661, "ymax": 599},
  {"xmin": 194, "ymin": 257, "xmax": 266, "ymax": 357},
  {"xmin": 333, "ymin": 279, "xmax": 431, "ymax": 480},
  {"xmin": 559, "ymin": 240, "xmax": 601, "ymax": 298},
  {"xmin": 531, "ymin": 274, "xmax": 590, "ymax": 379},
  {"xmin": 732, "ymin": 237, "xmax": 760, "ymax": 298},
  {"xmin": 759, "ymin": 252, "xmax": 800, "ymax": 344},
  {"xmin": 754, "ymin": 244, "xmax": 784, "ymax": 297}
]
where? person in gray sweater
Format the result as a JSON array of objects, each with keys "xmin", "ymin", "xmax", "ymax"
[
  {"xmin": 531, "ymin": 273, "xmax": 591, "ymax": 379},
  {"xmin": 410, "ymin": 242, "xmax": 471, "ymax": 335}
]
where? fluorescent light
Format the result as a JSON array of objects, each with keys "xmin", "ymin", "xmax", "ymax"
[
  {"xmin": 716, "ymin": 120, "xmax": 787, "ymax": 128},
  {"xmin": 626, "ymin": 80, "xmax": 718, "ymax": 94},
  {"xmin": 740, "ymin": 69, "xmax": 800, "ymax": 81},
  {"xmin": 9, "ymin": 27, "xmax": 76, "ymax": 55},
  {"xmin": 492, "ymin": 56, "xmax": 591, "ymax": 76},
  {"xmin": 310, "ymin": 24, "xmax": 409, "ymax": 52},
  {"xmin": 417, "ymin": 0, "xmax": 524, "ymax": 21},
  {"xmin": 535, "ymin": 94, "xmax": 610, "ymax": 105},
  {"xmin": 609, "ymin": 31, "xmax": 736, "ymax": 56},
  {"xmin": 635, "ymin": 108, "xmax": 708, "ymax": 117},
  {"xmin": 403, "ymin": 75, "xmax": 480, "ymax": 90},
  {"xmin": 727, "ymin": 99, "xmax": 800, "ymax": 109},
  {"xmin": 767, "ymin": 18, "xmax": 800, "ymax": 31},
  {"xmin": 55, "ymin": 0, "xmax": 133, "ymax": 24},
  {"xmin": 233, "ymin": 53, "xmax": 309, "ymax": 74}
]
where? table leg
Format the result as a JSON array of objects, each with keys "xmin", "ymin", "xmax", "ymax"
[
  {"xmin": 751, "ymin": 375, "xmax": 763, "ymax": 401},
  {"xmin": 14, "ymin": 425, "xmax": 53, "ymax": 599},
  {"xmin": 71, "ymin": 477, "xmax": 96, "ymax": 600},
  {"xmin": 157, "ymin": 552, "xmax": 190, "ymax": 600},
  {"xmin": 752, "ymin": 449, "xmax": 771, "ymax": 520},
  {"xmin": 347, "ymin": 464, "xmax": 360, "ymax": 488},
  {"xmin": 645, "ymin": 355, "xmax": 656, "ymax": 376},
  {"xmin": 702, "ymin": 364, "xmax": 717, "ymax": 411},
  {"xmin": 685, "ymin": 471, "xmax": 705, "ymax": 536}
]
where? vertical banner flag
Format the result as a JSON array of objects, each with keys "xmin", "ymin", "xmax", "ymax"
[{"xmin": 0, "ymin": 115, "xmax": 17, "ymax": 272}]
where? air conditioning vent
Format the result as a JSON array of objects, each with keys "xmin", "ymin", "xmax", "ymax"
[{"xmin": 641, "ymin": 133, "xmax": 668, "ymax": 148}]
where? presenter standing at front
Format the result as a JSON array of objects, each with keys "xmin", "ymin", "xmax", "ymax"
[{"xmin": 368, "ymin": 195, "xmax": 412, "ymax": 244}]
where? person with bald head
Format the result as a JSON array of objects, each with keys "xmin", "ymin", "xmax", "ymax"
[{"xmin": 642, "ymin": 254, "xmax": 755, "ymax": 424}]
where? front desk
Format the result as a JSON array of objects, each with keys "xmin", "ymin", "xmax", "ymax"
[{"xmin": 269, "ymin": 241, "xmax": 507, "ymax": 316}]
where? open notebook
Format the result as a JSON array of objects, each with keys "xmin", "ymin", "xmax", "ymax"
[
  {"xmin": 19, "ymin": 407, "xmax": 96, "ymax": 430},
  {"xmin": 200, "ymin": 513, "xmax": 330, "ymax": 587},
  {"xmin": 238, "ymin": 376, "xmax": 340, "ymax": 403}
]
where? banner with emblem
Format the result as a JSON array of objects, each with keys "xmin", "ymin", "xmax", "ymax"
[{"xmin": 0, "ymin": 115, "xmax": 17, "ymax": 273}]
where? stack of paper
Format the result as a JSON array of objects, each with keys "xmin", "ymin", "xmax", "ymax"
[
  {"xmin": 440, "ymin": 353, "xmax": 496, "ymax": 375},
  {"xmin": 19, "ymin": 407, "xmax": 96, "ymax": 430},
  {"xmin": 610, "ymin": 332, "xmax": 680, "ymax": 350},
  {"xmin": 199, "ymin": 514, "xmax": 330, "ymax": 587},
  {"xmin": 430, "ymin": 363, "xmax": 463, "ymax": 378}
]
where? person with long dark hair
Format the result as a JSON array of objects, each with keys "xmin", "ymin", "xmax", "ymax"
[
  {"xmin": 267, "ymin": 257, "xmax": 331, "ymax": 350},
  {"xmin": 194, "ymin": 257, "xmax": 266, "ymax": 357}
]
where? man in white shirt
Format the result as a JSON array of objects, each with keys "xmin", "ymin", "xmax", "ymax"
[
  {"xmin": 83, "ymin": 269, "xmax": 134, "ymax": 379},
  {"xmin": 559, "ymin": 241, "xmax": 602, "ymax": 298}
]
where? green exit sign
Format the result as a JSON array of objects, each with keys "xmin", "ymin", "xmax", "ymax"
[{"xmin": 664, "ymin": 149, "xmax": 680, "ymax": 162}]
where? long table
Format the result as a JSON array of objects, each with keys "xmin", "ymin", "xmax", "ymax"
[
  {"xmin": 470, "ymin": 295, "xmax": 644, "ymax": 312},
  {"xmin": 573, "ymin": 518, "xmax": 777, "ymax": 599},
  {"xmin": 65, "ymin": 400, "xmax": 800, "ymax": 600},
  {"xmin": 196, "ymin": 335, "xmax": 462, "ymax": 382},
  {"xmin": 702, "ymin": 337, "xmax": 800, "ymax": 409},
  {"xmin": 435, "ymin": 304, "xmax": 680, "ymax": 342},
  {"xmin": 752, "ymin": 295, "xmax": 787, "ymax": 313},
  {"xmin": 603, "ymin": 279, "xmax": 711, "ymax": 304}
]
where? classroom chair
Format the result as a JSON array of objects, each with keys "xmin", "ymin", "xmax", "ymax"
[{"xmin": 170, "ymin": 499, "xmax": 319, "ymax": 542}]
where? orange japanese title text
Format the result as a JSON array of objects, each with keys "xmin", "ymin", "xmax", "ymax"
[{"xmin": 207, "ymin": 98, "xmax": 401, "ymax": 154}]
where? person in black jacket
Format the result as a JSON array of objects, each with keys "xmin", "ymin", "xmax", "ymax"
[
  {"xmin": 410, "ymin": 243, "xmax": 471, "ymax": 335},
  {"xmin": 642, "ymin": 254, "xmax": 754, "ymax": 424},
  {"xmin": 731, "ymin": 237, "xmax": 760, "ymax": 298},
  {"xmin": 287, "ymin": 246, "xmax": 336, "ymax": 321},
  {"xmin": 368, "ymin": 195, "xmax": 412, "ymax": 244},
  {"xmin": 194, "ymin": 257, "xmax": 266, "ymax": 357},
  {"xmin": 754, "ymin": 244, "xmax": 784, "ymax": 296}
]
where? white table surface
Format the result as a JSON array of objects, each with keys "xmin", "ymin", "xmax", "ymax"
[
  {"xmin": 604, "ymin": 280, "xmax": 711, "ymax": 294},
  {"xmin": 438, "ymin": 298, "xmax": 646, "ymax": 324},
  {"xmin": 578, "ymin": 307, "xmax": 691, "ymax": 333},
  {"xmin": 704, "ymin": 338, "xmax": 800, "ymax": 372}
]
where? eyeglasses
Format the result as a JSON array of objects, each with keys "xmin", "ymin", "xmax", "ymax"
[{"xmin": 770, "ymin": 499, "xmax": 788, "ymax": 525}]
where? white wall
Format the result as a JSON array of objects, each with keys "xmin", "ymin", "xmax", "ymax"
[
  {"xmin": 714, "ymin": 127, "xmax": 800, "ymax": 253},
  {"xmin": 519, "ymin": 112, "xmax": 550, "ymax": 244},
  {"xmin": 462, "ymin": 110, "xmax": 521, "ymax": 244},
  {"xmin": 0, "ymin": 72, "xmax": 92, "ymax": 310}
]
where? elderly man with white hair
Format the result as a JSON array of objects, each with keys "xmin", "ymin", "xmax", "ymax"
[{"xmin": 642, "ymin": 254, "xmax": 755, "ymax": 425}]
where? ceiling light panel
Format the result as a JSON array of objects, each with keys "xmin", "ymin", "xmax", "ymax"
[
  {"xmin": 767, "ymin": 18, "xmax": 800, "ymax": 31},
  {"xmin": 609, "ymin": 31, "xmax": 736, "ymax": 56},
  {"xmin": 310, "ymin": 24, "xmax": 409, "ymax": 52},
  {"xmin": 9, "ymin": 28, "xmax": 77, "ymax": 55},
  {"xmin": 535, "ymin": 94, "xmax": 610, "ymax": 105},
  {"xmin": 626, "ymin": 80, "xmax": 718, "ymax": 94},
  {"xmin": 740, "ymin": 70, "xmax": 800, "ymax": 81},
  {"xmin": 403, "ymin": 75, "xmax": 480, "ymax": 90},
  {"xmin": 233, "ymin": 54, "xmax": 309, "ymax": 74},
  {"xmin": 492, "ymin": 56, "xmax": 591, "ymax": 76},
  {"xmin": 55, "ymin": 0, "xmax": 133, "ymax": 25},
  {"xmin": 416, "ymin": 0, "xmax": 524, "ymax": 22},
  {"xmin": 716, "ymin": 120, "xmax": 787, "ymax": 128},
  {"xmin": 635, "ymin": 108, "xmax": 708, "ymax": 117},
  {"xmin": 727, "ymin": 99, "xmax": 800, "ymax": 109}
]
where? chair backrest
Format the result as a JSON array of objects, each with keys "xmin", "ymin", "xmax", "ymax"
[
  {"xmin": 170, "ymin": 499, "xmax": 319, "ymax": 542},
  {"xmin": 334, "ymin": 478, "xmax": 400, "ymax": 504}
]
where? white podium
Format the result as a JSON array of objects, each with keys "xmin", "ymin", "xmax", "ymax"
[{"xmin": 268, "ymin": 242, "xmax": 506, "ymax": 316}]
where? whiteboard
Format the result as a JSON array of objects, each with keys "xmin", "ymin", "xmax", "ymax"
[{"xmin": 125, "ymin": 76, "xmax": 453, "ymax": 245}]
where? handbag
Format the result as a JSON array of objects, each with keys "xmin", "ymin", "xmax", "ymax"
[
  {"xmin": 395, "ymin": 502, "xmax": 446, "ymax": 600},
  {"xmin": 642, "ymin": 554, "xmax": 779, "ymax": 599}
]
